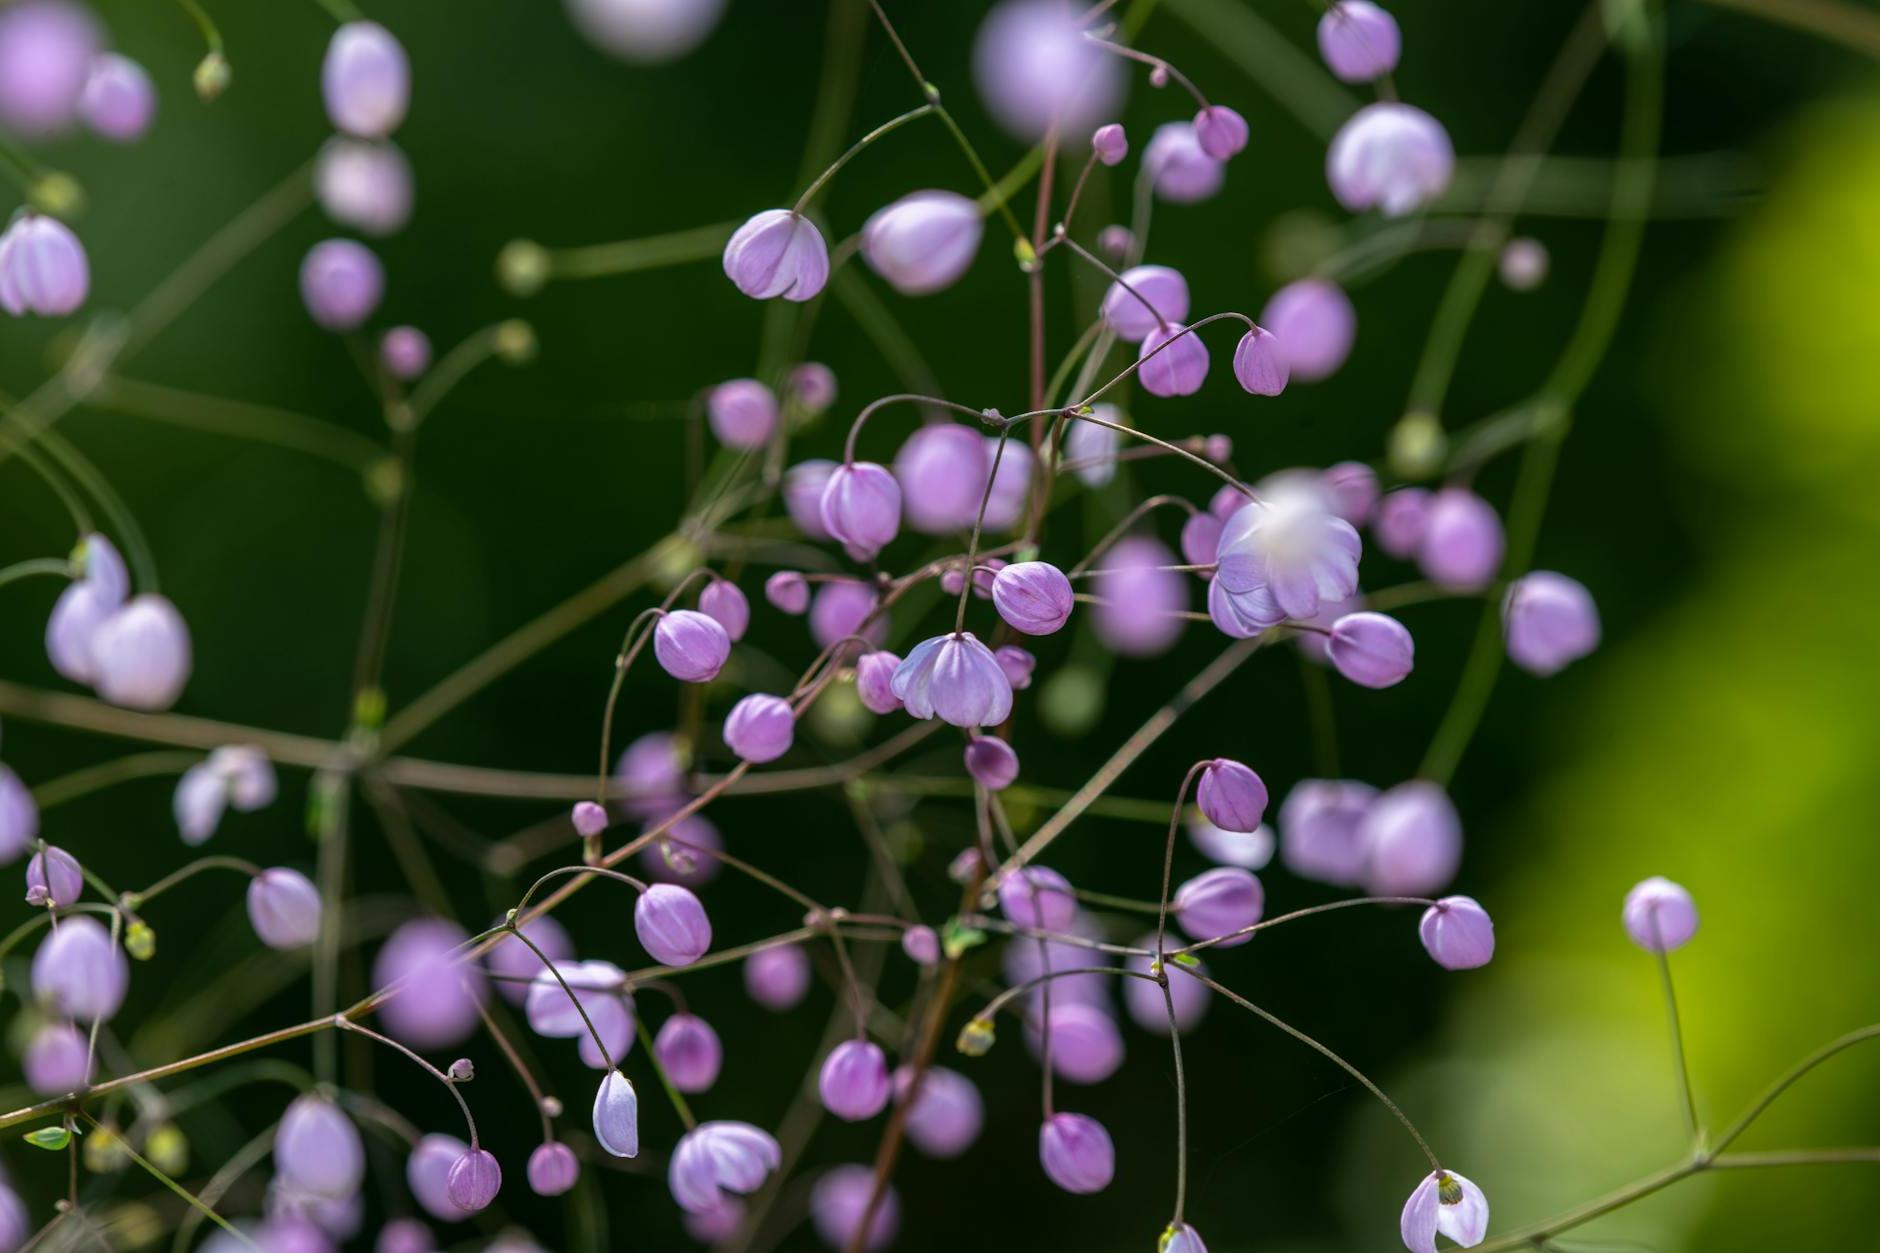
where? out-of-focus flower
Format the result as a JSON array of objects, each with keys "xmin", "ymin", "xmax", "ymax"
[
  {"xmin": 1144, "ymin": 122, "xmax": 1225, "ymax": 203},
  {"xmin": 276, "ymin": 1096, "xmax": 366, "ymax": 1199},
  {"xmin": 564, "ymin": 0, "xmax": 727, "ymax": 63},
  {"xmin": 707, "ymin": 379, "xmax": 779, "ymax": 451},
  {"xmin": 1101, "ymin": 265, "xmax": 1189, "ymax": 341},
  {"xmin": 247, "ymin": 868, "xmax": 322, "ymax": 949},
  {"xmin": 1261, "ymin": 278, "xmax": 1356, "ymax": 382},
  {"xmin": 1318, "ymin": 1, "xmax": 1401, "ymax": 82},
  {"xmin": 1327, "ymin": 102, "xmax": 1454, "ymax": 217},
  {"xmin": 1094, "ymin": 536, "xmax": 1188, "ymax": 656},
  {"xmin": 655, "ymin": 1013, "xmax": 722, "ymax": 1092},
  {"xmin": 0, "ymin": 1, "xmax": 99, "ymax": 136},
  {"xmin": 996, "ymin": 865, "xmax": 1076, "ymax": 930},
  {"xmin": 300, "ymin": 239, "xmax": 385, "ymax": 332},
  {"xmin": 744, "ymin": 944, "xmax": 810, "ymax": 1011},
  {"xmin": 972, "ymin": 0, "xmax": 1125, "ymax": 141},
  {"xmin": 1092, "ymin": 122, "xmax": 1128, "ymax": 166},
  {"xmin": 820, "ymin": 1040, "xmax": 891, "ymax": 1121},
  {"xmin": 862, "ymin": 190, "xmax": 983, "ymax": 296},
  {"xmin": 1418, "ymin": 488, "xmax": 1504, "ymax": 590},
  {"xmin": 1173, "ymin": 867, "xmax": 1264, "ymax": 945},
  {"xmin": 371, "ymin": 918, "xmax": 487, "ymax": 1049},
  {"xmin": 1280, "ymin": 778, "xmax": 1377, "ymax": 886},
  {"xmin": 380, "ymin": 325, "xmax": 431, "ymax": 378},
  {"xmin": 31, "ymin": 915, "xmax": 127, "ymax": 1021},
  {"xmin": 323, "ymin": 22, "xmax": 410, "ymax": 139},
  {"xmin": 1624, "ymin": 876, "xmax": 1698, "ymax": 952},
  {"xmin": 1498, "ymin": 236, "xmax": 1549, "ymax": 290},
  {"xmin": 174, "ymin": 745, "xmax": 276, "ymax": 844},
  {"xmin": 79, "ymin": 53, "xmax": 156, "ymax": 140},
  {"xmin": 894, "ymin": 1065, "xmax": 982, "ymax": 1157},
  {"xmin": 315, "ymin": 139, "xmax": 413, "ymax": 236},
  {"xmin": 1360, "ymin": 781, "xmax": 1461, "ymax": 896},
  {"xmin": 1502, "ymin": 572, "xmax": 1600, "ymax": 676}
]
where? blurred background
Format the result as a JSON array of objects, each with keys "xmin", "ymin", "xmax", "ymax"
[{"xmin": 3, "ymin": 0, "xmax": 1879, "ymax": 1249}]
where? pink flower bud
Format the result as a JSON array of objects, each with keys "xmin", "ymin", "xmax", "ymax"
[
  {"xmin": 1419, "ymin": 896, "xmax": 1495, "ymax": 969},
  {"xmin": 994, "ymin": 644, "xmax": 1036, "ymax": 690},
  {"xmin": 900, "ymin": 925, "xmax": 940, "ymax": 966},
  {"xmin": 571, "ymin": 801, "xmax": 608, "ymax": 839},
  {"xmin": 1418, "ymin": 488, "xmax": 1504, "ymax": 590},
  {"xmin": 707, "ymin": 379, "xmax": 779, "ymax": 451},
  {"xmin": 376, "ymin": 1218, "xmax": 433, "ymax": 1253},
  {"xmin": 1097, "ymin": 224, "xmax": 1134, "ymax": 256},
  {"xmin": 526, "ymin": 1141, "xmax": 579, "ymax": 1197},
  {"xmin": 1328, "ymin": 102, "xmax": 1454, "ymax": 217},
  {"xmin": 1039, "ymin": 1112, "xmax": 1114, "ymax": 1193},
  {"xmin": 565, "ymin": 0, "xmax": 728, "ymax": 63},
  {"xmin": 893, "ymin": 425, "xmax": 986, "ymax": 534},
  {"xmin": 1094, "ymin": 536, "xmax": 1189, "ymax": 656},
  {"xmin": 1028, "ymin": 1002, "xmax": 1124, "ymax": 1084},
  {"xmin": 31, "ymin": 913, "xmax": 127, "ymax": 1022},
  {"xmin": 635, "ymin": 883, "xmax": 712, "ymax": 967},
  {"xmin": 653, "ymin": 609, "xmax": 731, "ymax": 683},
  {"xmin": 1279, "ymin": 778, "xmax": 1376, "ymax": 886},
  {"xmin": 1260, "ymin": 278, "xmax": 1356, "ymax": 382},
  {"xmin": 854, "ymin": 650, "xmax": 903, "ymax": 714},
  {"xmin": 964, "ymin": 736, "xmax": 1019, "ymax": 790},
  {"xmin": 698, "ymin": 577, "xmax": 750, "ymax": 641},
  {"xmin": 0, "ymin": 2, "xmax": 97, "ymax": 137},
  {"xmin": 862, "ymin": 190, "xmax": 984, "ymax": 296},
  {"xmin": 406, "ymin": 1134, "xmax": 470, "ymax": 1221},
  {"xmin": 723, "ymin": 209, "xmax": 829, "ymax": 302},
  {"xmin": 669, "ymin": 1121, "xmax": 781, "ymax": 1214},
  {"xmin": 379, "ymin": 325, "xmax": 430, "ymax": 378},
  {"xmin": 1144, "ymin": 122, "xmax": 1224, "ymax": 203},
  {"xmin": 783, "ymin": 460, "xmax": 837, "ymax": 539},
  {"xmin": 821, "ymin": 462, "xmax": 902, "ymax": 559},
  {"xmin": 1232, "ymin": 326, "xmax": 1289, "ymax": 396},
  {"xmin": 991, "ymin": 561, "xmax": 1073, "ymax": 635},
  {"xmin": 810, "ymin": 580, "xmax": 885, "ymax": 652},
  {"xmin": 0, "ymin": 214, "xmax": 89, "ymax": 317},
  {"xmin": 592, "ymin": 1068, "xmax": 640, "ymax": 1157},
  {"xmin": 445, "ymin": 1147, "xmax": 501, "ymax": 1211},
  {"xmin": 1174, "ymin": 866, "xmax": 1265, "ymax": 945},
  {"xmin": 1100, "ymin": 265, "xmax": 1189, "ymax": 341},
  {"xmin": 764, "ymin": 570, "xmax": 811, "ymax": 616},
  {"xmin": 971, "ymin": 0, "xmax": 1125, "ymax": 141},
  {"xmin": 247, "ymin": 867, "xmax": 323, "ymax": 950},
  {"xmin": 1374, "ymin": 487, "xmax": 1430, "ymax": 557},
  {"xmin": 723, "ymin": 693, "xmax": 795, "ymax": 763},
  {"xmin": 79, "ymin": 53, "xmax": 155, "ymax": 141},
  {"xmin": 1092, "ymin": 122, "xmax": 1128, "ymax": 166},
  {"xmin": 300, "ymin": 239, "xmax": 385, "ymax": 332},
  {"xmin": 1499, "ymin": 236, "xmax": 1549, "ymax": 290},
  {"xmin": 24, "ymin": 1020, "xmax": 90, "ymax": 1094},
  {"xmin": 1197, "ymin": 758, "xmax": 1268, "ymax": 832},
  {"xmin": 1194, "ymin": 104, "xmax": 1248, "ymax": 160},
  {"xmin": 1401, "ymin": 1168, "xmax": 1490, "ymax": 1253},
  {"xmin": 997, "ymin": 865, "xmax": 1076, "ymax": 930},
  {"xmin": 811, "ymin": 1164, "xmax": 899, "ymax": 1251},
  {"xmin": 655, "ymin": 1013, "xmax": 723, "ymax": 1093},
  {"xmin": 1318, "ymin": 0, "xmax": 1401, "ymax": 82},
  {"xmin": 316, "ymin": 139, "xmax": 413, "ymax": 237},
  {"xmin": 1328, "ymin": 611, "xmax": 1415, "ymax": 688},
  {"xmin": 371, "ymin": 918, "xmax": 487, "ymax": 1049},
  {"xmin": 1360, "ymin": 781, "xmax": 1461, "ymax": 896},
  {"xmin": 1138, "ymin": 322, "xmax": 1211, "ymax": 397},
  {"xmin": 1502, "ymin": 571, "xmax": 1599, "ymax": 676},
  {"xmin": 277, "ymin": 1095, "xmax": 366, "ymax": 1199},
  {"xmin": 1322, "ymin": 461, "xmax": 1379, "ymax": 525},
  {"xmin": 323, "ymin": 21, "xmax": 410, "ymax": 139},
  {"xmin": 1623, "ymin": 876, "xmax": 1698, "ymax": 952},
  {"xmin": 24, "ymin": 844, "xmax": 82, "ymax": 907},
  {"xmin": 891, "ymin": 632, "xmax": 1013, "ymax": 727},
  {"xmin": 744, "ymin": 944, "xmax": 810, "ymax": 1011},
  {"xmin": 893, "ymin": 1065, "xmax": 982, "ymax": 1157},
  {"xmin": 789, "ymin": 362, "xmax": 837, "ymax": 414},
  {"xmin": 819, "ymin": 1040, "xmax": 891, "ymax": 1121}
]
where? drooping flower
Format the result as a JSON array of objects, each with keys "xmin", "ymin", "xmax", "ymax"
[
  {"xmin": 1092, "ymin": 122, "xmax": 1128, "ymax": 166},
  {"xmin": 31, "ymin": 914, "xmax": 128, "ymax": 1021},
  {"xmin": 1623, "ymin": 876, "xmax": 1698, "ymax": 952},
  {"xmin": 1327, "ymin": 102, "xmax": 1455, "ymax": 217},
  {"xmin": 565, "ymin": 0, "xmax": 728, "ymax": 63},
  {"xmin": 901, "ymin": 925, "xmax": 940, "ymax": 966},
  {"xmin": 1327, "ymin": 611, "xmax": 1415, "ymax": 688},
  {"xmin": 810, "ymin": 1163, "xmax": 900, "ymax": 1251},
  {"xmin": 0, "ymin": 1, "xmax": 98, "ymax": 136},
  {"xmin": 1039, "ymin": 1112, "xmax": 1115, "ymax": 1193},
  {"xmin": 894, "ymin": 424, "xmax": 988, "ymax": 535},
  {"xmin": 744, "ymin": 944, "xmax": 810, "ymax": 1011},
  {"xmin": 1174, "ymin": 867, "xmax": 1264, "ymax": 946},
  {"xmin": 996, "ymin": 865, "xmax": 1076, "ymax": 930},
  {"xmin": 652, "ymin": 609, "xmax": 731, "ymax": 683},
  {"xmin": 854, "ymin": 650, "xmax": 902, "ymax": 714},
  {"xmin": 1194, "ymin": 105, "xmax": 1249, "ymax": 160},
  {"xmin": 1138, "ymin": 322, "xmax": 1211, "ymax": 397},
  {"xmin": 971, "ymin": 0, "xmax": 1126, "ymax": 141},
  {"xmin": 964, "ymin": 736, "xmax": 1020, "ymax": 790},
  {"xmin": 174, "ymin": 745, "xmax": 277, "ymax": 844},
  {"xmin": 635, "ymin": 883, "xmax": 712, "ymax": 967},
  {"xmin": 323, "ymin": 21, "xmax": 410, "ymax": 138},
  {"xmin": 640, "ymin": 811, "xmax": 723, "ymax": 888},
  {"xmin": 24, "ymin": 844, "xmax": 82, "ymax": 908},
  {"xmin": 1094, "ymin": 537, "xmax": 1189, "ymax": 656},
  {"xmin": 571, "ymin": 801, "xmax": 608, "ymax": 840},
  {"xmin": 300, "ymin": 239, "xmax": 385, "ymax": 332},
  {"xmin": 23, "ymin": 1019, "xmax": 91, "ymax": 1094},
  {"xmin": 669, "ymin": 1121, "xmax": 782, "ymax": 1214},
  {"xmin": 247, "ymin": 868, "xmax": 323, "ymax": 949},
  {"xmin": 1318, "ymin": 0, "xmax": 1401, "ymax": 82},
  {"xmin": 765, "ymin": 570, "xmax": 812, "ymax": 616},
  {"xmin": 1066, "ymin": 409, "xmax": 1122, "ymax": 487},
  {"xmin": 789, "ymin": 362, "xmax": 837, "ymax": 414},
  {"xmin": 862, "ymin": 190, "xmax": 984, "ymax": 296},
  {"xmin": 1101, "ymin": 265, "xmax": 1189, "ymax": 341},
  {"xmin": 1215, "ymin": 489, "xmax": 1362, "ymax": 621},
  {"xmin": 991, "ymin": 561, "xmax": 1073, "ymax": 635},
  {"xmin": 1419, "ymin": 488, "xmax": 1504, "ymax": 590},
  {"xmin": 276, "ymin": 1095, "xmax": 366, "ymax": 1199},
  {"xmin": 892, "ymin": 632, "xmax": 1013, "ymax": 727},
  {"xmin": 380, "ymin": 325, "xmax": 430, "ymax": 378},
  {"xmin": 526, "ymin": 1141, "xmax": 579, "ymax": 1197},
  {"xmin": 994, "ymin": 644, "xmax": 1036, "ymax": 690},
  {"xmin": 1502, "ymin": 572, "xmax": 1600, "ymax": 676},
  {"xmin": 445, "ymin": 1147, "xmax": 501, "ymax": 1211},
  {"xmin": 1360, "ymin": 781, "xmax": 1461, "ymax": 896},
  {"xmin": 371, "ymin": 918, "xmax": 487, "ymax": 1049},
  {"xmin": 695, "ymin": 578, "xmax": 750, "ymax": 643},
  {"xmin": 376, "ymin": 1218, "xmax": 434, "ymax": 1253},
  {"xmin": 655, "ymin": 1013, "xmax": 723, "ymax": 1093},
  {"xmin": 1401, "ymin": 1169, "xmax": 1490, "ymax": 1253},
  {"xmin": 1164, "ymin": 1223, "xmax": 1210, "ymax": 1253},
  {"xmin": 723, "ymin": 693, "xmax": 795, "ymax": 763},
  {"xmin": 79, "ymin": 53, "xmax": 155, "ymax": 141},
  {"xmin": 45, "ymin": 532, "xmax": 127, "ymax": 685},
  {"xmin": 894, "ymin": 1065, "xmax": 983, "ymax": 1158},
  {"xmin": 1232, "ymin": 326, "xmax": 1289, "ymax": 396},
  {"xmin": 1419, "ymin": 896, "xmax": 1495, "ymax": 970},
  {"xmin": 707, "ymin": 379, "xmax": 779, "ymax": 451},
  {"xmin": 1144, "ymin": 122, "xmax": 1225, "ymax": 203},
  {"xmin": 821, "ymin": 461, "xmax": 902, "ymax": 559},
  {"xmin": 0, "ymin": 213, "xmax": 89, "ymax": 317},
  {"xmin": 592, "ymin": 1068, "xmax": 640, "ymax": 1157},
  {"xmin": 1279, "ymin": 778, "xmax": 1378, "ymax": 886},
  {"xmin": 316, "ymin": 139, "xmax": 413, "ymax": 237},
  {"xmin": 819, "ymin": 1039, "xmax": 892, "ymax": 1121},
  {"xmin": 723, "ymin": 210, "xmax": 829, "ymax": 302},
  {"xmin": 1261, "ymin": 278, "xmax": 1356, "ymax": 382},
  {"xmin": 1028, "ymin": 1002, "xmax": 1125, "ymax": 1084},
  {"xmin": 1196, "ymin": 758, "xmax": 1268, "ymax": 832}
]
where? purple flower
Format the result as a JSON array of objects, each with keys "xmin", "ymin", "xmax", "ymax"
[
  {"xmin": 316, "ymin": 139, "xmax": 413, "ymax": 237},
  {"xmin": 1092, "ymin": 122, "xmax": 1128, "ymax": 166},
  {"xmin": 1138, "ymin": 322, "xmax": 1211, "ymax": 397},
  {"xmin": 1165, "ymin": 1223, "xmax": 1210, "ymax": 1253},
  {"xmin": 571, "ymin": 801, "xmax": 608, "ymax": 840},
  {"xmin": 566, "ymin": 0, "xmax": 728, "ymax": 63},
  {"xmin": 900, "ymin": 925, "xmax": 940, "ymax": 966},
  {"xmin": 784, "ymin": 460, "xmax": 838, "ymax": 539},
  {"xmin": 1174, "ymin": 867, "xmax": 1265, "ymax": 945},
  {"xmin": 811, "ymin": 1164, "xmax": 899, "ymax": 1251},
  {"xmin": 652, "ymin": 609, "xmax": 731, "ymax": 683},
  {"xmin": 1360, "ymin": 782, "xmax": 1461, "ymax": 896},
  {"xmin": 323, "ymin": 21, "xmax": 410, "ymax": 138},
  {"xmin": 655, "ymin": 1013, "xmax": 723, "ymax": 1092},
  {"xmin": 854, "ymin": 650, "xmax": 903, "ymax": 714},
  {"xmin": 1280, "ymin": 778, "xmax": 1377, "ymax": 886},
  {"xmin": 964, "ymin": 736, "xmax": 1020, "ymax": 790},
  {"xmin": 1401, "ymin": 1169, "xmax": 1490, "ymax": 1253},
  {"xmin": 1197, "ymin": 758, "xmax": 1268, "ymax": 833},
  {"xmin": 1098, "ymin": 224, "xmax": 1134, "ymax": 256},
  {"xmin": 524, "ymin": 959, "xmax": 632, "ymax": 1066},
  {"xmin": 1322, "ymin": 461, "xmax": 1379, "ymax": 525},
  {"xmin": 79, "ymin": 53, "xmax": 155, "ymax": 141},
  {"xmin": 980, "ymin": 436, "xmax": 1034, "ymax": 531},
  {"xmin": 615, "ymin": 731, "xmax": 688, "ymax": 816},
  {"xmin": 445, "ymin": 1148, "xmax": 501, "ymax": 1212},
  {"xmin": 1623, "ymin": 876, "xmax": 1698, "ymax": 952},
  {"xmin": 1003, "ymin": 917, "xmax": 1111, "ymax": 1009},
  {"xmin": 371, "ymin": 918, "xmax": 487, "ymax": 1049},
  {"xmin": 1374, "ymin": 487, "xmax": 1430, "ymax": 557},
  {"xmin": 1101, "ymin": 265, "xmax": 1189, "ymax": 341},
  {"xmin": 683, "ymin": 1200, "xmax": 746, "ymax": 1245},
  {"xmin": 723, "ymin": 210, "xmax": 829, "ymax": 302},
  {"xmin": 1039, "ymin": 1112, "xmax": 1114, "ymax": 1193},
  {"xmin": 1206, "ymin": 575, "xmax": 1276, "ymax": 639},
  {"xmin": 24, "ymin": 1019, "xmax": 90, "ymax": 1093},
  {"xmin": 1502, "ymin": 572, "xmax": 1600, "ymax": 676},
  {"xmin": 24, "ymin": 844, "xmax": 81, "ymax": 908},
  {"xmin": 300, "ymin": 239, "xmax": 385, "ymax": 332},
  {"xmin": 592, "ymin": 1068, "xmax": 640, "ymax": 1157},
  {"xmin": 810, "ymin": 579, "xmax": 886, "ymax": 652},
  {"xmin": 0, "ymin": 1, "xmax": 98, "ymax": 137},
  {"xmin": 790, "ymin": 362, "xmax": 838, "ymax": 414},
  {"xmin": 379, "ymin": 325, "xmax": 430, "ymax": 378},
  {"xmin": 894, "ymin": 424, "xmax": 988, "ymax": 534},
  {"xmin": 894, "ymin": 1065, "xmax": 983, "ymax": 1158},
  {"xmin": 45, "ymin": 532, "xmax": 127, "ymax": 685},
  {"xmin": 669, "ymin": 1121, "xmax": 782, "ymax": 1213},
  {"xmin": 862, "ymin": 190, "xmax": 984, "ymax": 296},
  {"xmin": 1094, "ymin": 536, "xmax": 1188, "ymax": 656},
  {"xmin": 997, "ymin": 865, "xmax": 1076, "ymax": 930},
  {"xmin": 247, "ymin": 868, "xmax": 322, "ymax": 949},
  {"xmin": 636, "ymin": 883, "xmax": 712, "ymax": 966},
  {"xmin": 1066, "ymin": 410, "xmax": 1121, "ymax": 487},
  {"xmin": 406, "ymin": 1134, "xmax": 471, "ymax": 1221},
  {"xmin": 1194, "ymin": 104, "xmax": 1249, "ymax": 160},
  {"xmin": 31, "ymin": 915, "xmax": 127, "ymax": 1021},
  {"xmin": 1188, "ymin": 815, "xmax": 1274, "ymax": 869},
  {"xmin": 640, "ymin": 811, "xmax": 724, "ymax": 887},
  {"xmin": 1029, "ymin": 1002, "xmax": 1125, "ymax": 1084},
  {"xmin": 707, "ymin": 379, "xmax": 779, "ymax": 451},
  {"xmin": 1419, "ymin": 488, "xmax": 1504, "ymax": 590},
  {"xmin": 820, "ymin": 1039, "xmax": 892, "ymax": 1121},
  {"xmin": 1328, "ymin": 611, "xmax": 1414, "ymax": 688},
  {"xmin": 1215, "ymin": 488, "xmax": 1362, "ymax": 621},
  {"xmin": 526, "ymin": 1142, "xmax": 579, "ymax": 1197},
  {"xmin": 0, "ymin": 767, "xmax": 39, "ymax": 865},
  {"xmin": 174, "ymin": 745, "xmax": 277, "ymax": 844},
  {"xmin": 765, "ymin": 570, "xmax": 811, "ymax": 615},
  {"xmin": 1319, "ymin": 0, "xmax": 1401, "ymax": 82},
  {"xmin": 1232, "ymin": 326, "xmax": 1289, "ymax": 396},
  {"xmin": 1144, "ymin": 122, "xmax": 1225, "ymax": 203},
  {"xmin": 1181, "ymin": 512, "xmax": 1224, "ymax": 570},
  {"xmin": 1261, "ymin": 278, "xmax": 1356, "ymax": 382},
  {"xmin": 1124, "ymin": 939, "xmax": 1210, "ymax": 1033},
  {"xmin": 689, "ymin": 583, "xmax": 748, "ymax": 648},
  {"xmin": 1420, "ymin": 896, "xmax": 1495, "ymax": 970},
  {"xmin": 991, "ymin": 561, "xmax": 1073, "ymax": 636},
  {"xmin": 277, "ymin": 1095, "xmax": 366, "ymax": 1199},
  {"xmin": 485, "ymin": 914, "xmax": 572, "ymax": 1006},
  {"xmin": 892, "ymin": 632, "xmax": 1013, "ymax": 727},
  {"xmin": 376, "ymin": 1218, "xmax": 433, "ymax": 1253},
  {"xmin": 994, "ymin": 644, "xmax": 1036, "ymax": 690},
  {"xmin": 1328, "ymin": 102, "xmax": 1455, "ymax": 217},
  {"xmin": 723, "ymin": 693, "xmax": 794, "ymax": 763},
  {"xmin": 971, "ymin": 0, "xmax": 1125, "ymax": 141},
  {"xmin": 744, "ymin": 944, "xmax": 810, "ymax": 1011},
  {"xmin": 0, "ymin": 214, "xmax": 89, "ymax": 317},
  {"xmin": 821, "ymin": 461, "xmax": 902, "ymax": 559},
  {"xmin": 1498, "ymin": 236, "xmax": 1550, "ymax": 290}
]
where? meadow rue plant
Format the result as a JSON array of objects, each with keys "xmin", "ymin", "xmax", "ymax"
[{"xmin": 0, "ymin": 4, "xmax": 1870, "ymax": 1252}]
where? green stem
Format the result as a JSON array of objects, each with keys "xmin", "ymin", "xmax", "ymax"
[
  {"xmin": 78, "ymin": 1111, "xmax": 254, "ymax": 1247},
  {"xmin": 792, "ymin": 104, "xmax": 936, "ymax": 215},
  {"xmin": 0, "ymin": 557, "xmax": 71, "ymax": 591}
]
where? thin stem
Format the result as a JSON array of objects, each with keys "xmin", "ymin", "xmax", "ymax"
[
  {"xmin": 29, "ymin": 750, "xmax": 198, "ymax": 810},
  {"xmin": 128, "ymin": 855, "xmax": 261, "ymax": 907},
  {"xmin": 634, "ymin": 1017, "xmax": 697, "ymax": 1131},
  {"xmin": 1656, "ymin": 948, "xmax": 1702, "ymax": 1147},
  {"xmin": 79, "ymin": 1111, "xmax": 253, "ymax": 1247},
  {"xmin": 538, "ymin": 221, "xmax": 735, "ymax": 280},
  {"xmin": 334, "ymin": 1017, "xmax": 480, "ymax": 1145},
  {"xmin": 1712, "ymin": 1023, "xmax": 1880, "ymax": 1153},
  {"xmin": 1168, "ymin": 896, "xmax": 1439, "ymax": 957},
  {"xmin": 0, "ymin": 557, "xmax": 71, "ymax": 591},
  {"xmin": 93, "ymin": 377, "xmax": 386, "ymax": 473},
  {"xmin": 793, "ymin": 104, "xmax": 936, "ymax": 215},
  {"xmin": 503, "ymin": 923, "xmax": 615, "ymax": 1071}
]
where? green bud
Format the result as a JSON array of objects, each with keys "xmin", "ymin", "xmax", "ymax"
[
  {"xmin": 193, "ymin": 52, "xmax": 231, "ymax": 102},
  {"xmin": 27, "ymin": 171, "xmax": 85, "ymax": 218},
  {"xmin": 146, "ymin": 1124, "xmax": 188, "ymax": 1175},
  {"xmin": 353, "ymin": 686, "xmax": 387, "ymax": 731},
  {"xmin": 124, "ymin": 921, "xmax": 156, "ymax": 961},
  {"xmin": 940, "ymin": 918, "xmax": 986, "ymax": 959},
  {"xmin": 493, "ymin": 319, "xmax": 537, "ymax": 365},
  {"xmin": 1012, "ymin": 236, "xmax": 1037, "ymax": 272},
  {"xmin": 496, "ymin": 240, "xmax": 551, "ymax": 297},
  {"xmin": 363, "ymin": 455, "xmax": 405, "ymax": 507},
  {"xmin": 1170, "ymin": 951, "xmax": 1201, "ymax": 969},
  {"xmin": 1387, "ymin": 412, "xmax": 1448, "ymax": 480},
  {"xmin": 84, "ymin": 1124, "xmax": 129, "ymax": 1172},
  {"xmin": 956, "ymin": 1017, "xmax": 995, "ymax": 1057}
]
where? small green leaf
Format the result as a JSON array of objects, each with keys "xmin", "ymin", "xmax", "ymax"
[
  {"xmin": 940, "ymin": 919, "xmax": 987, "ymax": 959},
  {"xmin": 1170, "ymin": 952, "xmax": 1201, "ymax": 969},
  {"xmin": 25, "ymin": 1126, "xmax": 72, "ymax": 1151}
]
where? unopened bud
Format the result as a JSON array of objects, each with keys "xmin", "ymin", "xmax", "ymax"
[
  {"xmin": 146, "ymin": 1124, "xmax": 188, "ymax": 1174},
  {"xmin": 493, "ymin": 319, "xmax": 537, "ymax": 365},
  {"xmin": 447, "ymin": 1058, "xmax": 475, "ymax": 1082},
  {"xmin": 956, "ymin": 1017, "xmax": 995, "ymax": 1057},
  {"xmin": 28, "ymin": 171, "xmax": 85, "ymax": 218},
  {"xmin": 193, "ymin": 52, "xmax": 231, "ymax": 102},
  {"xmin": 1387, "ymin": 412, "xmax": 1447, "ymax": 480},
  {"xmin": 124, "ymin": 922, "xmax": 156, "ymax": 961},
  {"xmin": 496, "ymin": 240, "xmax": 551, "ymax": 297}
]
